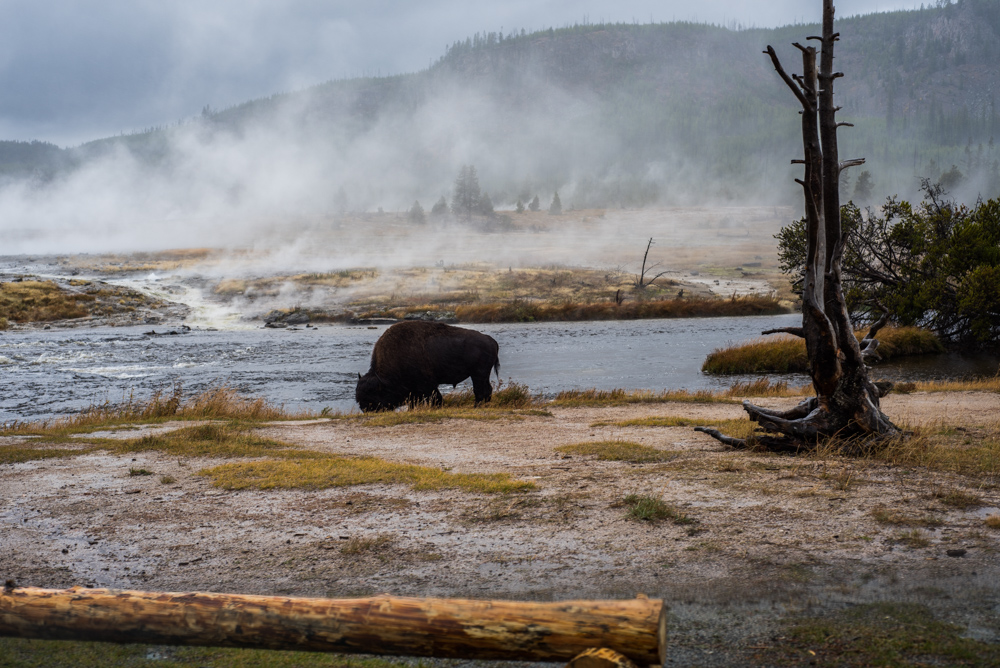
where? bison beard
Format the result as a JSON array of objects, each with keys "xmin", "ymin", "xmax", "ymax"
[{"xmin": 355, "ymin": 321, "xmax": 501, "ymax": 412}]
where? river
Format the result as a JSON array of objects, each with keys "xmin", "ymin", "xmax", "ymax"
[{"xmin": 2, "ymin": 314, "xmax": 998, "ymax": 422}]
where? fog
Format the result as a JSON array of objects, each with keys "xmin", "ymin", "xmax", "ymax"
[
  {"xmin": 1, "ymin": 2, "xmax": 988, "ymax": 267},
  {"xmin": 0, "ymin": 63, "xmax": 796, "ymax": 262}
]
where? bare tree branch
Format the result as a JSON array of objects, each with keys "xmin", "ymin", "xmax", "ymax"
[{"xmin": 762, "ymin": 327, "xmax": 805, "ymax": 337}]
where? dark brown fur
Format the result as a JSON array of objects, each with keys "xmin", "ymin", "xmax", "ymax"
[{"xmin": 355, "ymin": 321, "xmax": 500, "ymax": 412}]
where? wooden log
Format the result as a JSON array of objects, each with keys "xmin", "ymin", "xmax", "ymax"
[{"xmin": 0, "ymin": 586, "xmax": 667, "ymax": 665}]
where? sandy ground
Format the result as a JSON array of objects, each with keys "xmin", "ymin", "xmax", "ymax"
[{"xmin": 3, "ymin": 392, "xmax": 1000, "ymax": 664}]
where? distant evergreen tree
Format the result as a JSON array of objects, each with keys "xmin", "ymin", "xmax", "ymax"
[
  {"xmin": 853, "ymin": 171, "xmax": 874, "ymax": 203},
  {"xmin": 939, "ymin": 165, "xmax": 964, "ymax": 191},
  {"xmin": 515, "ymin": 199, "xmax": 525, "ymax": 214},
  {"xmin": 528, "ymin": 195, "xmax": 540, "ymax": 212},
  {"xmin": 548, "ymin": 191, "xmax": 562, "ymax": 215},
  {"xmin": 408, "ymin": 200, "xmax": 426, "ymax": 224},
  {"xmin": 478, "ymin": 192, "xmax": 495, "ymax": 216},
  {"xmin": 431, "ymin": 195, "xmax": 449, "ymax": 216},
  {"xmin": 451, "ymin": 165, "xmax": 481, "ymax": 220}
]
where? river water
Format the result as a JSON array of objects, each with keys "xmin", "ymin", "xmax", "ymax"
[{"xmin": 2, "ymin": 314, "xmax": 998, "ymax": 422}]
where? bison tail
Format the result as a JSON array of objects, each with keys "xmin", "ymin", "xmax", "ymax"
[{"xmin": 493, "ymin": 359, "xmax": 501, "ymax": 380}]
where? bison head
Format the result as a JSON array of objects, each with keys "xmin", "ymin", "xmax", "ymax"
[{"xmin": 355, "ymin": 372, "xmax": 403, "ymax": 412}]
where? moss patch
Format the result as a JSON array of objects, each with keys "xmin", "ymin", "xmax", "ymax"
[
  {"xmin": 785, "ymin": 602, "xmax": 1000, "ymax": 666},
  {"xmin": 0, "ymin": 637, "xmax": 415, "ymax": 667}
]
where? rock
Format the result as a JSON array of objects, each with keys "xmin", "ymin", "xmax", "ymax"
[
  {"xmin": 264, "ymin": 321, "xmax": 288, "ymax": 329},
  {"xmin": 285, "ymin": 311, "xmax": 310, "ymax": 325},
  {"xmin": 946, "ymin": 548, "xmax": 967, "ymax": 558},
  {"xmin": 263, "ymin": 310, "xmax": 286, "ymax": 324}
]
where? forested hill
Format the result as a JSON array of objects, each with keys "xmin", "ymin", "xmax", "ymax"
[{"xmin": 4, "ymin": 0, "xmax": 999, "ymax": 208}]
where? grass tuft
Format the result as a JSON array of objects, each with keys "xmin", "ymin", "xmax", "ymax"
[
  {"xmin": 556, "ymin": 440, "xmax": 678, "ymax": 463},
  {"xmin": 893, "ymin": 528, "xmax": 932, "ymax": 548},
  {"xmin": 340, "ymin": 534, "xmax": 395, "ymax": 556},
  {"xmin": 931, "ymin": 488, "xmax": 983, "ymax": 509},
  {"xmin": 871, "ymin": 506, "xmax": 943, "ymax": 527},
  {"xmin": 985, "ymin": 515, "xmax": 1000, "ymax": 529},
  {"xmin": 619, "ymin": 493, "xmax": 695, "ymax": 524}
]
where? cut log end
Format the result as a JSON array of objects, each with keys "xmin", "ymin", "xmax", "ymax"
[{"xmin": 566, "ymin": 647, "xmax": 639, "ymax": 668}]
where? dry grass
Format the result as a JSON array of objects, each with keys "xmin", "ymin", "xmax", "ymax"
[
  {"xmin": 871, "ymin": 506, "xmax": 944, "ymax": 528},
  {"xmin": 111, "ymin": 423, "xmax": 317, "ymax": 459},
  {"xmin": 1, "ymin": 385, "xmax": 314, "ymax": 437},
  {"xmin": 857, "ymin": 425, "xmax": 1000, "ymax": 478},
  {"xmin": 7, "ymin": 416, "xmax": 537, "ymax": 493},
  {"xmin": 549, "ymin": 388, "xmax": 736, "ymax": 407},
  {"xmin": 893, "ymin": 529, "xmax": 932, "ymax": 548},
  {"xmin": 450, "ymin": 293, "xmax": 785, "ymax": 323},
  {"xmin": 339, "ymin": 534, "xmax": 395, "ymax": 555},
  {"xmin": 345, "ymin": 406, "xmax": 547, "ymax": 427},
  {"xmin": 702, "ymin": 326, "xmax": 944, "ymax": 375},
  {"xmin": 200, "ymin": 456, "xmax": 535, "ymax": 494},
  {"xmin": 931, "ymin": 488, "xmax": 983, "ymax": 509},
  {"xmin": 0, "ymin": 279, "xmax": 91, "ymax": 323},
  {"xmin": 0, "ymin": 443, "xmax": 97, "ymax": 465},
  {"xmin": 914, "ymin": 377, "xmax": 1000, "ymax": 393},
  {"xmin": 591, "ymin": 416, "xmax": 761, "ymax": 441},
  {"xmin": 442, "ymin": 380, "xmax": 536, "ymax": 408},
  {"xmin": 555, "ymin": 440, "xmax": 679, "ymax": 463},
  {"xmin": 724, "ymin": 377, "xmax": 812, "ymax": 397},
  {"xmin": 985, "ymin": 515, "xmax": 1000, "ymax": 529}
]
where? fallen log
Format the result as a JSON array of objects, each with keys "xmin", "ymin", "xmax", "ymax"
[{"xmin": 0, "ymin": 586, "xmax": 666, "ymax": 665}]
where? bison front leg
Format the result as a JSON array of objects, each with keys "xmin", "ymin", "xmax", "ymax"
[
  {"xmin": 472, "ymin": 376, "xmax": 493, "ymax": 407},
  {"xmin": 432, "ymin": 388, "xmax": 443, "ymax": 407}
]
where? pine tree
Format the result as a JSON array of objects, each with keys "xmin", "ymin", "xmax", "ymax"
[
  {"xmin": 528, "ymin": 195, "xmax": 540, "ymax": 212},
  {"xmin": 852, "ymin": 170, "xmax": 874, "ymax": 203},
  {"xmin": 515, "ymin": 199, "xmax": 525, "ymax": 214},
  {"xmin": 408, "ymin": 200, "xmax": 426, "ymax": 224},
  {"xmin": 451, "ymin": 165, "xmax": 481, "ymax": 221},
  {"xmin": 431, "ymin": 196, "xmax": 448, "ymax": 217},
  {"xmin": 478, "ymin": 192, "xmax": 495, "ymax": 216},
  {"xmin": 548, "ymin": 191, "xmax": 562, "ymax": 215}
]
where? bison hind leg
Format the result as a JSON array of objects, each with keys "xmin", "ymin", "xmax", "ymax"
[
  {"xmin": 432, "ymin": 388, "xmax": 443, "ymax": 407},
  {"xmin": 472, "ymin": 376, "xmax": 493, "ymax": 407}
]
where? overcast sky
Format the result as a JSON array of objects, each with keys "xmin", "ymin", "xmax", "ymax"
[{"xmin": 1, "ymin": 0, "xmax": 924, "ymax": 147}]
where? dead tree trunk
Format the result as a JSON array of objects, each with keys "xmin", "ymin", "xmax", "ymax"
[{"xmin": 696, "ymin": 0, "xmax": 900, "ymax": 451}]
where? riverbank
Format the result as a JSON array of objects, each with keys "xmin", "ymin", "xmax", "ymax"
[
  {"xmin": 2, "ymin": 388, "xmax": 999, "ymax": 666},
  {"xmin": 0, "ymin": 275, "xmax": 189, "ymax": 330},
  {"xmin": 2, "ymin": 262, "xmax": 788, "ymax": 330}
]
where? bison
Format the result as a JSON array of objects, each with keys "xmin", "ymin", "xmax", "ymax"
[{"xmin": 355, "ymin": 321, "xmax": 500, "ymax": 412}]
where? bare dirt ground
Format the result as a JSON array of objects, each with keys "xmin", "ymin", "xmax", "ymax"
[{"xmin": 3, "ymin": 392, "xmax": 999, "ymax": 664}]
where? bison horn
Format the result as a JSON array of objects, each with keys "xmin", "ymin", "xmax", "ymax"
[{"xmin": 358, "ymin": 373, "xmax": 362, "ymax": 380}]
